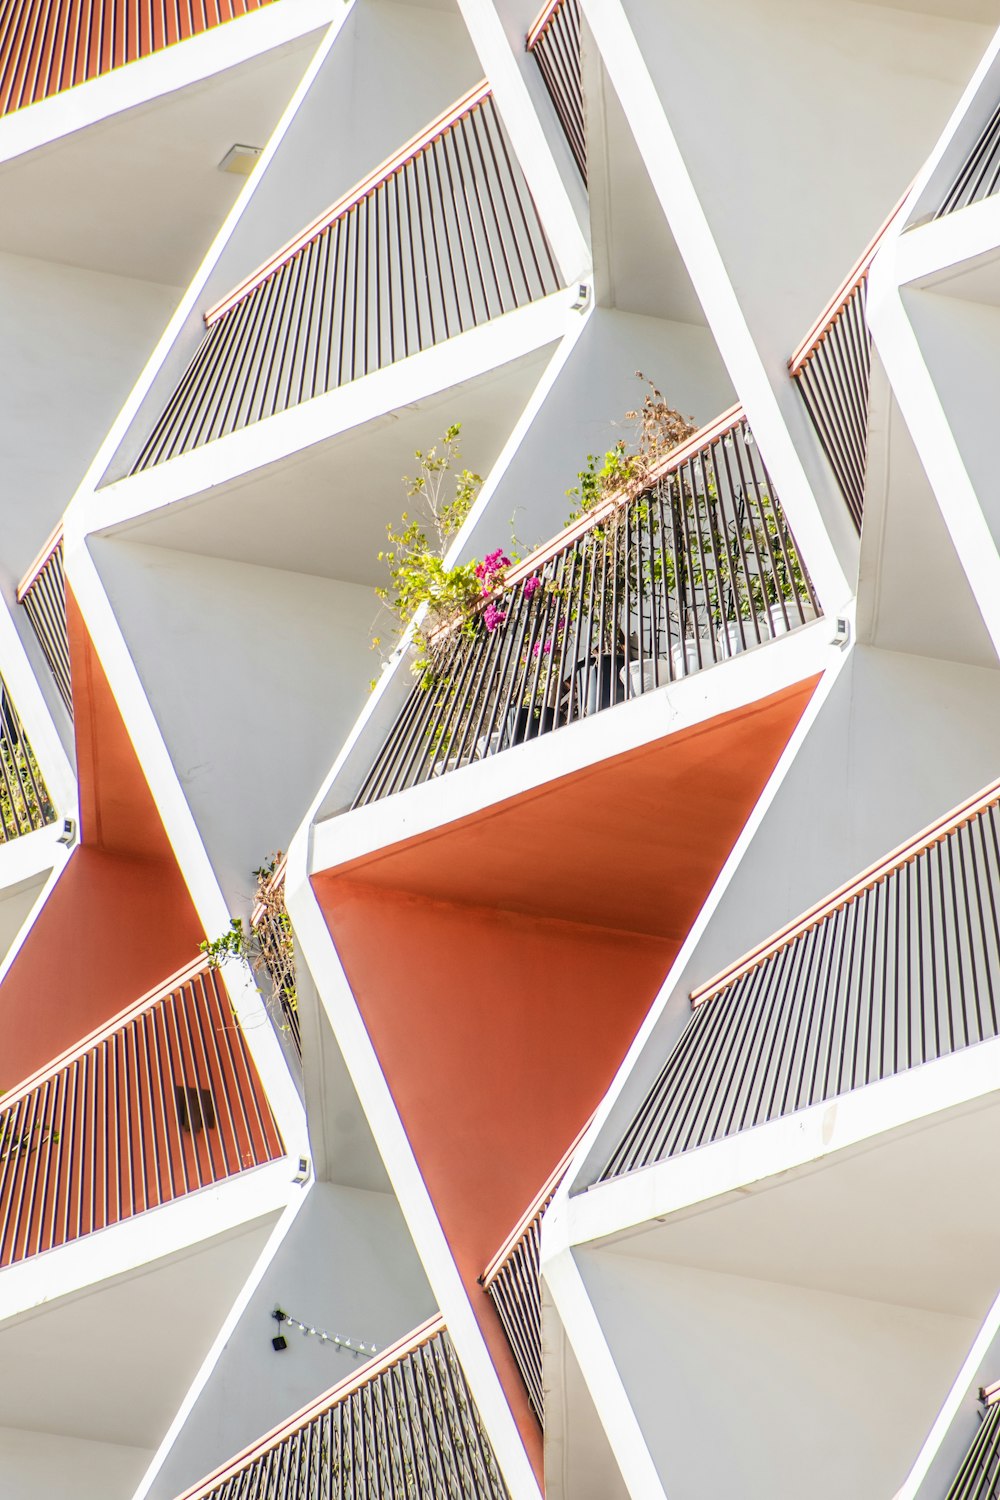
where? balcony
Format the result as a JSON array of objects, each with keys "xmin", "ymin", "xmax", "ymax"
[
  {"xmin": 481, "ymin": 1148, "xmax": 575, "ymax": 1429},
  {"xmin": 132, "ymin": 81, "xmax": 562, "ymax": 470},
  {"xmin": 175, "ymin": 1315, "xmax": 510, "ymax": 1500},
  {"xmin": 789, "ymin": 201, "xmax": 906, "ymax": 534},
  {"xmin": 356, "ymin": 406, "xmax": 818, "ymax": 806},
  {"xmin": 0, "ymin": 957, "xmax": 282, "ymax": 1267},
  {"xmin": 17, "ymin": 525, "xmax": 72, "ymax": 719},
  {"xmin": 527, "ymin": 0, "xmax": 585, "ymax": 183},
  {"xmin": 945, "ymin": 1383, "xmax": 1000, "ymax": 1499},
  {"xmin": 602, "ymin": 773, "xmax": 1000, "ymax": 1181},
  {"xmin": 0, "ymin": 0, "xmax": 276, "ymax": 115},
  {"xmin": 249, "ymin": 857, "xmax": 300, "ymax": 1061},
  {"xmin": 936, "ymin": 96, "xmax": 1000, "ymax": 218},
  {"xmin": 0, "ymin": 673, "xmax": 54, "ymax": 843}
]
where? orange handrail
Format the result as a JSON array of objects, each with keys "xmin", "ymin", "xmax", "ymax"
[
  {"xmin": 691, "ymin": 774, "xmax": 1000, "ymax": 1008},
  {"xmin": 205, "ymin": 82, "xmax": 492, "ymax": 326}
]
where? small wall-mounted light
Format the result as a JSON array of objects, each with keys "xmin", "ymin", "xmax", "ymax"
[
  {"xmin": 832, "ymin": 617, "xmax": 851, "ymax": 648},
  {"xmin": 56, "ymin": 818, "xmax": 76, "ymax": 846},
  {"xmin": 272, "ymin": 1308, "xmax": 288, "ymax": 1352},
  {"xmin": 292, "ymin": 1156, "xmax": 310, "ymax": 1184},
  {"xmin": 570, "ymin": 283, "xmax": 590, "ymax": 312},
  {"xmin": 218, "ymin": 143, "xmax": 263, "ymax": 177}
]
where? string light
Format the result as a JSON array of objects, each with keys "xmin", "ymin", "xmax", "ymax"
[{"xmin": 272, "ymin": 1308, "xmax": 376, "ymax": 1358}]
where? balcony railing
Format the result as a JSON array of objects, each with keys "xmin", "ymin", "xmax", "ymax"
[
  {"xmin": 937, "ymin": 98, "xmax": 1000, "ymax": 217},
  {"xmin": 250, "ymin": 859, "xmax": 300, "ymax": 1060},
  {"xmin": 480, "ymin": 1144, "xmax": 578, "ymax": 1427},
  {"xmin": 944, "ymin": 1381, "xmax": 1000, "ymax": 1500},
  {"xmin": 355, "ymin": 407, "xmax": 818, "ymax": 807},
  {"xmin": 0, "ymin": 959, "xmax": 282, "ymax": 1267},
  {"xmin": 527, "ymin": 0, "xmax": 585, "ymax": 182},
  {"xmin": 0, "ymin": 674, "xmax": 54, "ymax": 842},
  {"xmin": 175, "ymin": 1316, "xmax": 511, "ymax": 1500},
  {"xmin": 133, "ymin": 83, "xmax": 561, "ymax": 470},
  {"xmin": 0, "ymin": 0, "xmax": 275, "ymax": 117},
  {"xmin": 788, "ymin": 201, "xmax": 904, "ymax": 533},
  {"xmin": 17, "ymin": 525, "xmax": 72, "ymax": 719},
  {"xmin": 602, "ymin": 775, "xmax": 1000, "ymax": 1180}
]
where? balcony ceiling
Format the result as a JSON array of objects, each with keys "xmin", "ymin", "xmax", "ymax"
[
  {"xmin": 0, "ymin": 31, "xmax": 321, "ymax": 286},
  {"xmin": 101, "ymin": 342, "xmax": 558, "ymax": 583},
  {"xmin": 0, "ymin": 1213, "xmax": 276, "ymax": 1450},
  {"xmin": 607, "ymin": 1085, "xmax": 1000, "ymax": 1318}
]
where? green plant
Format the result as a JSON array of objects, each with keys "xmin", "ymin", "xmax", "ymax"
[
  {"xmin": 373, "ymin": 424, "xmax": 484, "ymax": 681},
  {"xmin": 565, "ymin": 375, "xmax": 699, "ymax": 521},
  {"xmin": 201, "ymin": 857, "xmax": 297, "ymax": 1036}
]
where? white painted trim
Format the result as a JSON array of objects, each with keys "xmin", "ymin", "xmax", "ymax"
[
  {"xmin": 543, "ymin": 1245, "xmax": 667, "ymax": 1500},
  {"xmin": 294, "ymin": 297, "xmax": 592, "ymax": 836},
  {"xmin": 0, "ymin": 1157, "xmax": 292, "ymax": 1328},
  {"xmin": 553, "ymin": 1030, "xmax": 1000, "ymax": 1255},
  {"xmin": 867, "ymin": 231, "xmax": 1000, "ymax": 660},
  {"xmin": 0, "ymin": 0, "xmax": 338, "ymax": 169},
  {"xmin": 0, "ymin": 596, "xmax": 76, "ymax": 824},
  {"xmin": 539, "ymin": 624, "xmax": 852, "ymax": 1199},
  {"xmin": 577, "ymin": 0, "xmax": 851, "ymax": 619},
  {"xmin": 283, "ymin": 857, "xmax": 542, "ymax": 1500},
  {"xmin": 59, "ymin": 2, "xmax": 356, "ymax": 542},
  {"xmin": 894, "ymin": 1282, "xmax": 1000, "ymax": 1500}
]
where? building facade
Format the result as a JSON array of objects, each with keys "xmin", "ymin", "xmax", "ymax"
[{"xmin": 1, "ymin": 1, "xmax": 1000, "ymax": 1496}]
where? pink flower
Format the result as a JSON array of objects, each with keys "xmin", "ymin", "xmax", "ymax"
[
  {"xmin": 483, "ymin": 602, "xmax": 507, "ymax": 632},
  {"xmin": 475, "ymin": 550, "xmax": 512, "ymax": 596},
  {"xmin": 523, "ymin": 575, "xmax": 542, "ymax": 600}
]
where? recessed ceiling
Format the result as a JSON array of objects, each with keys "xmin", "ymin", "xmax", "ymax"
[
  {"xmin": 0, "ymin": 32, "xmax": 323, "ymax": 285},
  {"xmin": 0, "ymin": 1214, "xmax": 276, "ymax": 1447},
  {"xmin": 610, "ymin": 1088, "xmax": 1000, "ymax": 1318},
  {"xmin": 101, "ymin": 344, "xmax": 558, "ymax": 582}
]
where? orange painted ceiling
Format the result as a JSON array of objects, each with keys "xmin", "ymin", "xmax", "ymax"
[
  {"xmin": 313, "ymin": 674, "xmax": 819, "ymax": 1473},
  {"xmin": 321, "ymin": 677, "xmax": 820, "ymax": 939}
]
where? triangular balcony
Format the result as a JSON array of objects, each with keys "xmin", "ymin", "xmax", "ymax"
[
  {"xmin": 602, "ymin": 772, "xmax": 1000, "ymax": 1180},
  {"xmin": 173, "ymin": 1315, "xmax": 510, "ymax": 1500},
  {"xmin": 0, "ymin": 957, "xmax": 282, "ymax": 1269},
  {"xmin": 356, "ymin": 405, "xmax": 819, "ymax": 805},
  {"xmin": 0, "ymin": 0, "xmax": 279, "ymax": 115},
  {"xmin": 526, "ymin": 0, "xmax": 585, "ymax": 183},
  {"xmin": 130, "ymin": 80, "xmax": 563, "ymax": 470}
]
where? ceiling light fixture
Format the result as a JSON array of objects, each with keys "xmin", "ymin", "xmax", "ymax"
[{"xmin": 218, "ymin": 143, "xmax": 263, "ymax": 177}]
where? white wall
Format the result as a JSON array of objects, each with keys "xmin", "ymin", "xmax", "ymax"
[
  {"xmin": 577, "ymin": 1247, "xmax": 976, "ymax": 1500},
  {"xmin": 146, "ymin": 1182, "xmax": 436, "ymax": 1500},
  {"xmin": 0, "ymin": 1427, "xmax": 151, "ymax": 1500},
  {"xmin": 902, "ymin": 281, "xmax": 1000, "ymax": 552},
  {"xmin": 0, "ymin": 252, "xmax": 178, "ymax": 587},
  {"xmin": 91, "ymin": 538, "xmax": 376, "ymax": 905},
  {"xmin": 622, "ymin": 0, "xmax": 994, "ymax": 374},
  {"xmin": 462, "ymin": 305, "xmax": 734, "ymax": 557}
]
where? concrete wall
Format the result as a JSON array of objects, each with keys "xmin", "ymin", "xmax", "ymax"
[
  {"xmin": 0, "ymin": 251, "xmax": 178, "ymax": 587},
  {"xmin": 0, "ymin": 1427, "xmax": 151, "ymax": 1500},
  {"xmin": 146, "ymin": 1181, "xmax": 436, "ymax": 1500},
  {"xmin": 622, "ymin": 0, "xmax": 994, "ymax": 374},
  {"xmin": 578, "ymin": 1246, "xmax": 977, "ymax": 1500},
  {"xmin": 91, "ymin": 538, "xmax": 376, "ymax": 906}
]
